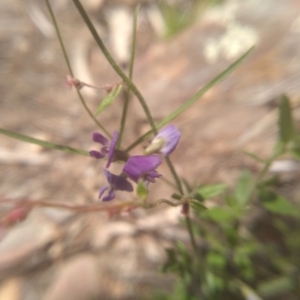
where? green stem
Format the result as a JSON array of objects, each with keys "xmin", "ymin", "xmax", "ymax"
[
  {"xmin": 76, "ymin": 90, "xmax": 111, "ymax": 137},
  {"xmin": 0, "ymin": 127, "xmax": 89, "ymax": 156},
  {"xmin": 165, "ymin": 156, "xmax": 183, "ymax": 194},
  {"xmin": 185, "ymin": 215, "xmax": 198, "ymax": 253},
  {"xmin": 45, "ymin": 0, "xmax": 110, "ymax": 137},
  {"xmin": 118, "ymin": 6, "xmax": 139, "ymax": 147},
  {"xmin": 72, "ymin": 0, "xmax": 158, "ymax": 136}
]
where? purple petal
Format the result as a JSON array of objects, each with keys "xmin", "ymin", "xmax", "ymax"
[
  {"xmin": 102, "ymin": 189, "xmax": 116, "ymax": 201},
  {"xmin": 90, "ymin": 150, "xmax": 106, "ymax": 159},
  {"xmin": 113, "ymin": 175, "xmax": 134, "ymax": 192},
  {"xmin": 92, "ymin": 132, "xmax": 108, "ymax": 146},
  {"xmin": 147, "ymin": 170, "xmax": 162, "ymax": 180},
  {"xmin": 104, "ymin": 169, "xmax": 133, "ymax": 192},
  {"xmin": 154, "ymin": 125, "xmax": 181, "ymax": 156},
  {"xmin": 106, "ymin": 130, "xmax": 119, "ymax": 168},
  {"xmin": 123, "ymin": 155, "xmax": 162, "ymax": 182},
  {"xmin": 98, "ymin": 186, "xmax": 109, "ymax": 199},
  {"xmin": 144, "ymin": 170, "xmax": 162, "ymax": 185}
]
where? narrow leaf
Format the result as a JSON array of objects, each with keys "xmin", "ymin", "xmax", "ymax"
[
  {"xmin": 279, "ymin": 94, "xmax": 296, "ymax": 144},
  {"xmin": 201, "ymin": 207, "xmax": 233, "ymax": 222},
  {"xmin": 197, "ymin": 184, "xmax": 228, "ymax": 199},
  {"xmin": 125, "ymin": 46, "xmax": 255, "ymax": 151},
  {"xmin": 95, "ymin": 84, "xmax": 123, "ymax": 116},
  {"xmin": 263, "ymin": 196, "xmax": 297, "ymax": 216},
  {"xmin": 234, "ymin": 170, "xmax": 254, "ymax": 207},
  {"xmin": 158, "ymin": 47, "xmax": 254, "ymax": 128},
  {"xmin": 0, "ymin": 127, "xmax": 89, "ymax": 156},
  {"xmin": 190, "ymin": 199, "xmax": 207, "ymax": 212}
]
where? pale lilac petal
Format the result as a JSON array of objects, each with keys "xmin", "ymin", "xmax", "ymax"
[
  {"xmin": 106, "ymin": 131, "xmax": 119, "ymax": 168},
  {"xmin": 90, "ymin": 150, "xmax": 105, "ymax": 159},
  {"xmin": 154, "ymin": 125, "xmax": 181, "ymax": 156},
  {"xmin": 92, "ymin": 132, "xmax": 108, "ymax": 146},
  {"xmin": 123, "ymin": 155, "xmax": 162, "ymax": 182}
]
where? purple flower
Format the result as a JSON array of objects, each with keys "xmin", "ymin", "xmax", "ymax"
[
  {"xmin": 123, "ymin": 155, "xmax": 162, "ymax": 186},
  {"xmin": 99, "ymin": 169, "xmax": 133, "ymax": 201},
  {"xmin": 145, "ymin": 125, "xmax": 181, "ymax": 156},
  {"xmin": 90, "ymin": 131, "xmax": 118, "ymax": 168}
]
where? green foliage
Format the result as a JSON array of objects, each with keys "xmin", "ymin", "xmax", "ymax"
[
  {"xmin": 159, "ymin": 1, "xmax": 198, "ymax": 38},
  {"xmin": 263, "ymin": 196, "xmax": 297, "ymax": 216},
  {"xmin": 189, "ymin": 199, "xmax": 207, "ymax": 212},
  {"xmin": 278, "ymin": 94, "xmax": 296, "ymax": 144},
  {"xmin": 201, "ymin": 207, "xmax": 235, "ymax": 222},
  {"xmin": 161, "ymin": 92, "xmax": 300, "ymax": 299},
  {"xmin": 196, "ymin": 184, "xmax": 228, "ymax": 200},
  {"xmin": 95, "ymin": 84, "xmax": 123, "ymax": 116},
  {"xmin": 234, "ymin": 170, "xmax": 254, "ymax": 208}
]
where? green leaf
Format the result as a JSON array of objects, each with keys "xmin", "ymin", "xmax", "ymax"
[
  {"xmin": 258, "ymin": 276, "xmax": 294, "ymax": 298},
  {"xmin": 263, "ymin": 196, "xmax": 297, "ymax": 216},
  {"xmin": 201, "ymin": 207, "xmax": 233, "ymax": 222},
  {"xmin": 278, "ymin": 94, "xmax": 296, "ymax": 144},
  {"xmin": 159, "ymin": 1, "xmax": 196, "ymax": 38},
  {"xmin": 95, "ymin": 84, "xmax": 123, "ymax": 116},
  {"xmin": 190, "ymin": 199, "xmax": 207, "ymax": 212},
  {"xmin": 207, "ymin": 252, "xmax": 226, "ymax": 270},
  {"xmin": 196, "ymin": 184, "xmax": 228, "ymax": 199},
  {"xmin": 0, "ymin": 127, "xmax": 89, "ymax": 156},
  {"xmin": 205, "ymin": 271, "xmax": 225, "ymax": 292},
  {"xmin": 234, "ymin": 170, "xmax": 254, "ymax": 207},
  {"xmin": 171, "ymin": 193, "xmax": 182, "ymax": 200},
  {"xmin": 156, "ymin": 49, "xmax": 254, "ymax": 128},
  {"xmin": 125, "ymin": 46, "xmax": 255, "ymax": 152},
  {"xmin": 136, "ymin": 180, "xmax": 148, "ymax": 200}
]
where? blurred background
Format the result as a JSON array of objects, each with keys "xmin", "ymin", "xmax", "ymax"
[{"xmin": 0, "ymin": 0, "xmax": 300, "ymax": 299}]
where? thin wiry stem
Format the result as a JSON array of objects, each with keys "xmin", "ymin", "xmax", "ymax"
[
  {"xmin": 118, "ymin": 6, "xmax": 139, "ymax": 147},
  {"xmin": 165, "ymin": 156, "xmax": 183, "ymax": 194},
  {"xmin": 44, "ymin": 0, "xmax": 110, "ymax": 137},
  {"xmin": 72, "ymin": 0, "xmax": 184, "ymax": 196},
  {"xmin": 185, "ymin": 215, "xmax": 198, "ymax": 253},
  {"xmin": 72, "ymin": 0, "xmax": 158, "ymax": 136}
]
